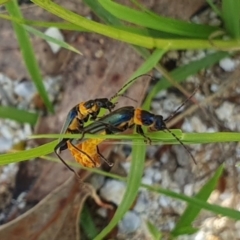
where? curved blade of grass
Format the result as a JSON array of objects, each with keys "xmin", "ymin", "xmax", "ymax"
[
  {"xmin": 0, "ymin": 14, "xmax": 88, "ymax": 31},
  {"xmin": 24, "ymin": 25, "xmax": 82, "ymax": 54},
  {"xmin": 146, "ymin": 221, "xmax": 162, "ymax": 240},
  {"xmin": 222, "ymin": 0, "xmax": 240, "ymax": 38},
  {"xmin": 142, "ymin": 51, "xmax": 230, "ymax": 109},
  {"xmin": 99, "ymin": 0, "xmax": 218, "ymax": 38},
  {"xmin": 171, "ymin": 165, "xmax": 224, "ymax": 236},
  {"xmin": 0, "ymin": 141, "xmax": 56, "ymax": 165},
  {"xmin": 117, "ymin": 48, "xmax": 167, "ymax": 96},
  {"xmin": 94, "ymin": 139, "xmax": 146, "ymax": 239},
  {"xmin": 0, "ymin": 0, "xmax": 10, "ymax": 5},
  {"xmin": 206, "ymin": 0, "xmax": 222, "ymax": 17},
  {"xmin": 2, "ymin": 131, "xmax": 240, "ymax": 165},
  {"xmin": 81, "ymin": 206, "xmax": 98, "ymax": 239},
  {"xmin": 30, "ymin": 131, "xmax": 240, "ymax": 144},
  {"xmin": 5, "ymin": 0, "xmax": 53, "ymax": 113},
  {"xmin": 31, "ymin": 0, "xmax": 239, "ymax": 50},
  {"xmin": 44, "ymin": 156, "xmax": 240, "ymax": 222},
  {"xmin": 146, "ymin": 183, "xmax": 240, "ymax": 221},
  {"xmin": 0, "ymin": 106, "xmax": 38, "ymax": 125}
]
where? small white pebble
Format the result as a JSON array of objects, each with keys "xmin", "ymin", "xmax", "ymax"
[
  {"xmin": 158, "ymin": 196, "xmax": 171, "ymax": 208},
  {"xmin": 219, "ymin": 58, "xmax": 236, "ymax": 72},
  {"xmin": 209, "ymin": 18, "xmax": 221, "ymax": 26},
  {"xmin": 44, "ymin": 27, "xmax": 64, "ymax": 54},
  {"xmin": 100, "ymin": 179, "xmax": 126, "ymax": 205},
  {"xmin": 144, "ymin": 167, "xmax": 155, "ymax": 180},
  {"xmin": 215, "ymin": 102, "xmax": 234, "ymax": 121},
  {"xmin": 119, "ymin": 211, "xmax": 141, "ymax": 234},
  {"xmin": 141, "ymin": 176, "xmax": 153, "ymax": 186},
  {"xmin": 18, "ymin": 201, "xmax": 26, "ymax": 209},
  {"xmin": 210, "ymin": 83, "xmax": 219, "ymax": 92},
  {"xmin": 0, "ymin": 137, "xmax": 12, "ymax": 151},
  {"xmin": 194, "ymin": 230, "xmax": 207, "ymax": 240},
  {"xmin": 96, "ymin": 208, "xmax": 107, "ymax": 218},
  {"xmin": 184, "ymin": 183, "xmax": 194, "ymax": 196},
  {"xmin": 134, "ymin": 195, "xmax": 147, "ymax": 213},
  {"xmin": 153, "ymin": 171, "xmax": 162, "ymax": 182}
]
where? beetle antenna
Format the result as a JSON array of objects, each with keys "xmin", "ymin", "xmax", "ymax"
[
  {"xmin": 164, "ymin": 86, "xmax": 199, "ymax": 123},
  {"xmin": 164, "ymin": 127, "xmax": 196, "ymax": 165},
  {"xmin": 110, "ymin": 74, "xmax": 155, "ymax": 101}
]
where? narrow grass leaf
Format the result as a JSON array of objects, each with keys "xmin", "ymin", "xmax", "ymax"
[
  {"xmin": 0, "ymin": 141, "xmax": 56, "ymax": 165},
  {"xmin": 146, "ymin": 184, "xmax": 240, "ymax": 221},
  {"xmin": 172, "ymin": 165, "xmax": 224, "ymax": 236},
  {"xmin": 146, "ymin": 221, "xmax": 162, "ymax": 240},
  {"xmin": 94, "ymin": 139, "xmax": 146, "ymax": 239},
  {"xmin": 81, "ymin": 206, "xmax": 98, "ymax": 239},
  {"xmin": 31, "ymin": 0, "xmax": 238, "ymax": 50},
  {"xmin": 206, "ymin": 0, "xmax": 222, "ymax": 17},
  {"xmin": 143, "ymin": 51, "xmax": 230, "ymax": 108},
  {"xmin": 30, "ymin": 131, "xmax": 240, "ymax": 144},
  {"xmin": 99, "ymin": 0, "xmax": 218, "ymax": 38},
  {"xmin": 0, "ymin": 0, "xmax": 10, "ymax": 5},
  {"xmin": 222, "ymin": 0, "xmax": 240, "ymax": 38},
  {"xmin": 0, "ymin": 106, "xmax": 38, "ymax": 125},
  {"xmin": 24, "ymin": 25, "xmax": 82, "ymax": 54},
  {"xmin": 5, "ymin": 0, "xmax": 53, "ymax": 112},
  {"xmin": 119, "ymin": 48, "xmax": 167, "ymax": 96},
  {"xmin": 0, "ymin": 14, "xmax": 88, "ymax": 31}
]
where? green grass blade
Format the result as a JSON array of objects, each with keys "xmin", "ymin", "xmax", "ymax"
[
  {"xmin": 172, "ymin": 165, "xmax": 224, "ymax": 236},
  {"xmin": 0, "ymin": 106, "xmax": 38, "ymax": 125},
  {"xmin": 0, "ymin": 141, "xmax": 56, "ymax": 165},
  {"xmin": 0, "ymin": 14, "xmax": 89, "ymax": 31},
  {"xmin": 146, "ymin": 221, "xmax": 162, "ymax": 240},
  {"xmin": 222, "ymin": 0, "xmax": 240, "ymax": 38},
  {"xmin": 118, "ymin": 48, "xmax": 167, "ymax": 96},
  {"xmin": 94, "ymin": 139, "xmax": 146, "ymax": 239},
  {"xmin": 206, "ymin": 0, "xmax": 222, "ymax": 17},
  {"xmin": 31, "ymin": 0, "xmax": 239, "ymax": 50},
  {"xmin": 81, "ymin": 206, "xmax": 98, "ymax": 239},
  {"xmin": 0, "ymin": 0, "xmax": 10, "ymax": 5},
  {"xmin": 30, "ymin": 131, "xmax": 240, "ymax": 144},
  {"xmin": 146, "ymin": 184, "xmax": 240, "ymax": 221},
  {"xmin": 24, "ymin": 25, "xmax": 82, "ymax": 54},
  {"xmin": 5, "ymin": 0, "xmax": 53, "ymax": 113},
  {"xmin": 83, "ymin": 0, "xmax": 122, "ymax": 26},
  {"xmin": 142, "ymin": 51, "xmax": 230, "ymax": 108},
  {"xmin": 99, "ymin": 0, "xmax": 218, "ymax": 38}
]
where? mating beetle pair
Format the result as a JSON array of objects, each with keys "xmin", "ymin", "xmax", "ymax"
[{"xmin": 54, "ymin": 75, "xmax": 196, "ymax": 178}]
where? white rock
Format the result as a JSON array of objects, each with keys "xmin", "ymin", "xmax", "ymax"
[
  {"xmin": 1, "ymin": 126, "xmax": 13, "ymax": 139},
  {"xmin": 23, "ymin": 124, "xmax": 32, "ymax": 136},
  {"xmin": 14, "ymin": 81, "xmax": 36, "ymax": 101},
  {"xmin": 134, "ymin": 194, "xmax": 147, "ymax": 213},
  {"xmin": 215, "ymin": 102, "xmax": 234, "ymax": 121},
  {"xmin": 153, "ymin": 171, "xmax": 162, "ymax": 182},
  {"xmin": 96, "ymin": 208, "xmax": 107, "ymax": 218},
  {"xmin": 121, "ymin": 161, "xmax": 131, "ymax": 174},
  {"xmin": 158, "ymin": 196, "xmax": 171, "ymax": 208},
  {"xmin": 0, "ymin": 137, "xmax": 12, "ymax": 151},
  {"xmin": 144, "ymin": 167, "xmax": 155, "ymax": 180},
  {"xmin": 219, "ymin": 58, "xmax": 236, "ymax": 72},
  {"xmin": 209, "ymin": 18, "xmax": 221, "ymax": 26},
  {"xmin": 119, "ymin": 211, "xmax": 141, "ymax": 234},
  {"xmin": 194, "ymin": 230, "xmax": 207, "ymax": 240},
  {"xmin": 44, "ymin": 27, "xmax": 64, "ymax": 54},
  {"xmin": 184, "ymin": 183, "xmax": 194, "ymax": 196},
  {"xmin": 191, "ymin": 116, "xmax": 207, "ymax": 132},
  {"xmin": 89, "ymin": 174, "xmax": 105, "ymax": 190},
  {"xmin": 141, "ymin": 176, "xmax": 153, "ymax": 186},
  {"xmin": 210, "ymin": 83, "xmax": 219, "ymax": 92},
  {"xmin": 100, "ymin": 179, "xmax": 126, "ymax": 205}
]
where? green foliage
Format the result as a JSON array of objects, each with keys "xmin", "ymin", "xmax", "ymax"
[{"xmin": 1, "ymin": 0, "xmax": 240, "ymax": 239}]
